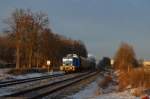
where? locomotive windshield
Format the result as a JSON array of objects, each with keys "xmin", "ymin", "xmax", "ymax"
[{"xmin": 62, "ymin": 58, "xmax": 73, "ymax": 66}]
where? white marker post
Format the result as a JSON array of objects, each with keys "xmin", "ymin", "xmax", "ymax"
[{"xmin": 47, "ymin": 60, "xmax": 51, "ymax": 73}]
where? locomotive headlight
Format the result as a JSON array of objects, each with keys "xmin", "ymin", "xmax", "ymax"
[
  {"xmin": 68, "ymin": 59, "xmax": 73, "ymax": 61},
  {"xmin": 63, "ymin": 58, "xmax": 68, "ymax": 61}
]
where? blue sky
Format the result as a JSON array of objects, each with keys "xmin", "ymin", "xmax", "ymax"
[{"xmin": 0, "ymin": 0, "xmax": 150, "ymax": 60}]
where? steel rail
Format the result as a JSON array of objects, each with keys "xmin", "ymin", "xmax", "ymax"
[
  {"xmin": 0, "ymin": 73, "xmax": 65, "ymax": 88},
  {"xmin": 3, "ymin": 71, "xmax": 98, "ymax": 99}
]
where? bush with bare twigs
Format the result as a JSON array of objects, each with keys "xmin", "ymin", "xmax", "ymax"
[
  {"xmin": 114, "ymin": 42, "xmax": 150, "ymax": 93},
  {"xmin": 97, "ymin": 75, "xmax": 112, "ymax": 88}
]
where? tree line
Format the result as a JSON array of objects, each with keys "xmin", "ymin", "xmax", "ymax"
[{"xmin": 0, "ymin": 9, "xmax": 87, "ymax": 70}]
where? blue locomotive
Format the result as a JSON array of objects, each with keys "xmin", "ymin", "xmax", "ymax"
[{"xmin": 60, "ymin": 54, "xmax": 96, "ymax": 72}]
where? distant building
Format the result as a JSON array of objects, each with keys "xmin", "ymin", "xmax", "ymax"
[
  {"xmin": 111, "ymin": 59, "xmax": 114, "ymax": 66},
  {"xmin": 143, "ymin": 61, "xmax": 150, "ymax": 72},
  {"xmin": 143, "ymin": 61, "xmax": 150, "ymax": 66},
  {"xmin": 110, "ymin": 59, "xmax": 150, "ymax": 66}
]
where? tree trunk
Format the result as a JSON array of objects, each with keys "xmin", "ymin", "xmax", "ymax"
[
  {"xmin": 16, "ymin": 43, "xmax": 20, "ymax": 69},
  {"xmin": 36, "ymin": 53, "xmax": 39, "ymax": 69},
  {"xmin": 28, "ymin": 48, "xmax": 32, "ymax": 68}
]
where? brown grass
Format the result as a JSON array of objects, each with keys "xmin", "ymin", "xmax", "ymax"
[
  {"xmin": 128, "ymin": 68, "xmax": 150, "ymax": 88},
  {"xmin": 117, "ymin": 67, "xmax": 150, "ymax": 92},
  {"xmin": 130, "ymin": 87, "xmax": 144, "ymax": 97},
  {"xmin": 117, "ymin": 71, "xmax": 130, "ymax": 91},
  {"xmin": 98, "ymin": 75, "xmax": 112, "ymax": 88}
]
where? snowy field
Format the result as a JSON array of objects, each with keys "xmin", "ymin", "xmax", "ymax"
[
  {"xmin": 0, "ymin": 68, "xmax": 64, "ymax": 81},
  {"xmin": 67, "ymin": 81, "xmax": 150, "ymax": 99}
]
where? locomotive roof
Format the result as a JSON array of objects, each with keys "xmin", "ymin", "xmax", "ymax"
[{"xmin": 66, "ymin": 54, "xmax": 79, "ymax": 58}]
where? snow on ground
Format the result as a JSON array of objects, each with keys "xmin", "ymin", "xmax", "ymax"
[
  {"xmin": 67, "ymin": 81, "xmax": 146, "ymax": 99},
  {"xmin": 69, "ymin": 81, "xmax": 98, "ymax": 99},
  {"xmin": 12, "ymin": 71, "xmax": 64, "ymax": 80},
  {"xmin": 0, "ymin": 68, "xmax": 12, "ymax": 80},
  {"xmin": 11, "ymin": 73, "xmax": 47, "ymax": 79},
  {"xmin": 0, "ymin": 68, "xmax": 11, "ymax": 75},
  {"xmin": 94, "ymin": 91, "xmax": 139, "ymax": 99},
  {"xmin": 0, "ymin": 69, "xmax": 64, "ymax": 81},
  {"xmin": 0, "ymin": 70, "xmax": 64, "ymax": 96},
  {"xmin": 67, "ymin": 71, "xmax": 150, "ymax": 99},
  {"xmin": 0, "ymin": 71, "xmax": 66, "ymax": 96}
]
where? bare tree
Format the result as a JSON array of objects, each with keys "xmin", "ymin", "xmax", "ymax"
[
  {"xmin": 3, "ymin": 8, "xmax": 88, "ymax": 70},
  {"xmin": 3, "ymin": 9, "xmax": 25, "ymax": 69},
  {"xmin": 4, "ymin": 9, "xmax": 49, "ymax": 69},
  {"xmin": 114, "ymin": 42, "xmax": 138, "ymax": 71}
]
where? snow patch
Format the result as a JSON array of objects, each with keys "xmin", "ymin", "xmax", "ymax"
[
  {"xmin": 68, "ymin": 81, "xmax": 98, "ymax": 99},
  {"xmin": 0, "ymin": 68, "xmax": 12, "ymax": 80},
  {"xmin": 68, "ymin": 81, "xmax": 142, "ymax": 99},
  {"xmin": 0, "ymin": 70, "xmax": 64, "ymax": 82},
  {"xmin": 67, "ymin": 71, "xmax": 150, "ymax": 99}
]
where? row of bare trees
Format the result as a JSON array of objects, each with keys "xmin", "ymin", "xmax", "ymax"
[{"xmin": 0, "ymin": 9, "xmax": 87, "ymax": 70}]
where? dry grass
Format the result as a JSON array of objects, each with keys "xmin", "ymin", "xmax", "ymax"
[
  {"xmin": 95, "ymin": 87, "xmax": 102, "ymax": 96},
  {"xmin": 130, "ymin": 87, "xmax": 144, "ymax": 97},
  {"xmin": 129, "ymin": 68, "xmax": 150, "ymax": 88},
  {"xmin": 97, "ymin": 75, "xmax": 112, "ymax": 88},
  {"xmin": 117, "ymin": 71, "xmax": 130, "ymax": 91},
  {"xmin": 117, "ymin": 67, "xmax": 150, "ymax": 93},
  {"xmin": 95, "ymin": 74, "xmax": 112, "ymax": 96}
]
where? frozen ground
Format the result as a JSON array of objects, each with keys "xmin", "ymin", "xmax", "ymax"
[
  {"xmin": 0, "ymin": 71, "xmax": 73, "ymax": 97},
  {"xmin": 0, "ymin": 70, "xmax": 64, "ymax": 96},
  {"xmin": 0, "ymin": 68, "xmax": 11, "ymax": 80},
  {"xmin": 10, "ymin": 71, "xmax": 64, "ymax": 80},
  {"xmin": 67, "ymin": 81, "xmax": 150, "ymax": 99},
  {"xmin": 67, "ymin": 71, "xmax": 150, "ymax": 99},
  {"xmin": 0, "ymin": 68, "xmax": 64, "ymax": 81}
]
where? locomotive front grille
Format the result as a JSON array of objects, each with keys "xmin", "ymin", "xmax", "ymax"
[{"xmin": 60, "ymin": 65, "xmax": 76, "ymax": 71}]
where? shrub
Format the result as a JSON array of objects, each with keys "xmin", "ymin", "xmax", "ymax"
[
  {"xmin": 97, "ymin": 75, "xmax": 112, "ymax": 88},
  {"xmin": 117, "ymin": 70, "xmax": 130, "ymax": 91},
  {"xmin": 113, "ymin": 42, "xmax": 138, "ymax": 70},
  {"xmin": 117, "ymin": 67, "xmax": 150, "ymax": 91},
  {"xmin": 128, "ymin": 68, "xmax": 150, "ymax": 88},
  {"xmin": 130, "ymin": 87, "xmax": 144, "ymax": 97}
]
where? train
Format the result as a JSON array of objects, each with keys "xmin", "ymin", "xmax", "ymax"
[{"xmin": 60, "ymin": 54, "xmax": 96, "ymax": 72}]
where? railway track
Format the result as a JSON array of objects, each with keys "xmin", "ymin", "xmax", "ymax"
[
  {"xmin": 3, "ymin": 71, "xmax": 98, "ymax": 99},
  {"xmin": 0, "ymin": 73, "xmax": 65, "ymax": 88}
]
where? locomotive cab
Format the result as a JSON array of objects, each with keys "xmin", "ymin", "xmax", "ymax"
[
  {"xmin": 60, "ymin": 54, "xmax": 96, "ymax": 72},
  {"xmin": 60, "ymin": 54, "xmax": 80, "ymax": 72}
]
